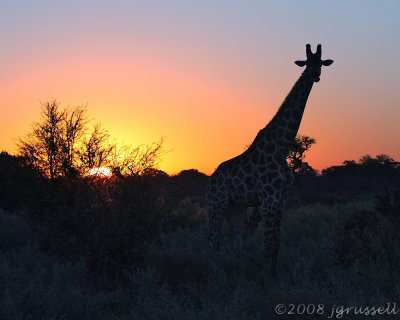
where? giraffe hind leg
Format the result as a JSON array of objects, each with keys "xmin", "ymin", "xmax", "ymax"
[
  {"xmin": 226, "ymin": 204, "xmax": 244, "ymax": 256},
  {"xmin": 208, "ymin": 207, "xmax": 224, "ymax": 251},
  {"xmin": 262, "ymin": 198, "xmax": 282, "ymax": 278},
  {"xmin": 243, "ymin": 206, "xmax": 262, "ymax": 239}
]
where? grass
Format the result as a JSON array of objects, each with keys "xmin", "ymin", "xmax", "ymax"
[{"xmin": 0, "ymin": 196, "xmax": 398, "ymax": 319}]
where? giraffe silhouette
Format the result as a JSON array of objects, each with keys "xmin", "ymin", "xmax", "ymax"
[{"xmin": 206, "ymin": 44, "xmax": 333, "ymax": 277}]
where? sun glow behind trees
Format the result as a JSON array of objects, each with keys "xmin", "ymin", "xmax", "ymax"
[
  {"xmin": 86, "ymin": 167, "xmax": 112, "ymax": 177},
  {"xmin": 18, "ymin": 101, "xmax": 165, "ymax": 180}
]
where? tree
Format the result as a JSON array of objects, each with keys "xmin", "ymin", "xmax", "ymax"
[
  {"xmin": 17, "ymin": 100, "xmax": 87, "ymax": 181},
  {"xmin": 110, "ymin": 137, "xmax": 165, "ymax": 178},
  {"xmin": 343, "ymin": 160, "xmax": 356, "ymax": 166},
  {"xmin": 358, "ymin": 154, "xmax": 375, "ymax": 166},
  {"xmin": 18, "ymin": 101, "xmax": 79, "ymax": 180},
  {"xmin": 359, "ymin": 154, "xmax": 398, "ymax": 168},
  {"xmin": 296, "ymin": 161, "xmax": 317, "ymax": 175},
  {"xmin": 18, "ymin": 101, "xmax": 88, "ymax": 180},
  {"xmin": 287, "ymin": 135, "xmax": 316, "ymax": 174},
  {"xmin": 60, "ymin": 105, "xmax": 88, "ymax": 177}
]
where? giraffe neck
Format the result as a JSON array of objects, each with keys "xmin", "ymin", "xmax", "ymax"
[{"xmin": 265, "ymin": 70, "xmax": 314, "ymax": 153}]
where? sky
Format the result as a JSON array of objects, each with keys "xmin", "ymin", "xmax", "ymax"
[{"xmin": 1, "ymin": 0, "xmax": 400, "ymax": 175}]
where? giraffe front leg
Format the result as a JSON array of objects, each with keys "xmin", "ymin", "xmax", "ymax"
[
  {"xmin": 207, "ymin": 206, "xmax": 225, "ymax": 293},
  {"xmin": 226, "ymin": 204, "xmax": 244, "ymax": 257},
  {"xmin": 262, "ymin": 197, "xmax": 282, "ymax": 278},
  {"xmin": 208, "ymin": 207, "xmax": 224, "ymax": 251}
]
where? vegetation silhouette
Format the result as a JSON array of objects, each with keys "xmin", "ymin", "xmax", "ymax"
[
  {"xmin": 18, "ymin": 101, "xmax": 88, "ymax": 181},
  {"xmin": 287, "ymin": 135, "xmax": 316, "ymax": 175}
]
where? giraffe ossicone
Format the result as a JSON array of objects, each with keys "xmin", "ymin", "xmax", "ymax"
[{"xmin": 206, "ymin": 44, "xmax": 333, "ymax": 277}]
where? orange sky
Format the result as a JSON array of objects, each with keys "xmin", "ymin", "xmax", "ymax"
[{"xmin": 1, "ymin": 1, "xmax": 400, "ymax": 175}]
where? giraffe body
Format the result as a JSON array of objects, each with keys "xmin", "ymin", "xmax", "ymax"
[{"xmin": 206, "ymin": 44, "xmax": 333, "ymax": 277}]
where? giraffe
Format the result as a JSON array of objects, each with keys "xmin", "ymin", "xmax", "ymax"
[{"xmin": 206, "ymin": 44, "xmax": 333, "ymax": 277}]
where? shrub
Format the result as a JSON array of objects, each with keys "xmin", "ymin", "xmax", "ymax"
[
  {"xmin": 334, "ymin": 188, "xmax": 400, "ymax": 278},
  {"xmin": 0, "ymin": 209, "xmax": 32, "ymax": 251}
]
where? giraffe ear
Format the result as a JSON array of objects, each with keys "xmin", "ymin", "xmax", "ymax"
[
  {"xmin": 322, "ymin": 59, "xmax": 334, "ymax": 66},
  {"xmin": 295, "ymin": 60, "xmax": 307, "ymax": 67}
]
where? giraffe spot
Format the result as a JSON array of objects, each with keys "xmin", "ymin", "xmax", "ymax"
[
  {"xmin": 282, "ymin": 111, "xmax": 290, "ymax": 118},
  {"xmin": 294, "ymin": 110, "xmax": 302, "ymax": 119},
  {"xmin": 257, "ymin": 139, "xmax": 265, "ymax": 149},
  {"xmin": 267, "ymin": 170, "xmax": 278, "ymax": 181},
  {"xmin": 230, "ymin": 166, "xmax": 239, "ymax": 177},
  {"xmin": 250, "ymin": 151, "xmax": 259, "ymax": 164},
  {"xmin": 233, "ymin": 176, "xmax": 241, "ymax": 185},
  {"xmin": 238, "ymin": 184, "xmax": 245, "ymax": 194},
  {"xmin": 245, "ymin": 177, "xmax": 254, "ymax": 188},
  {"xmin": 237, "ymin": 169, "xmax": 245, "ymax": 179},
  {"xmin": 288, "ymin": 121, "xmax": 298, "ymax": 131},
  {"xmin": 273, "ymin": 178, "xmax": 282, "ymax": 189},
  {"xmin": 266, "ymin": 185, "xmax": 274, "ymax": 194},
  {"xmin": 265, "ymin": 143, "xmax": 275, "ymax": 154},
  {"xmin": 243, "ymin": 163, "xmax": 253, "ymax": 174},
  {"xmin": 260, "ymin": 174, "xmax": 267, "ymax": 184},
  {"xmin": 269, "ymin": 162, "xmax": 278, "ymax": 170},
  {"xmin": 274, "ymin": 152, "xmax": 283, "ymax": 163},
  {"xmin": 258, "ymin": 165, "xmax": 267, "ymax": 174}
]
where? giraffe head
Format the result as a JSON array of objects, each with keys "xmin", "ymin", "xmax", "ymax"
[{"xmin": 295, "ymin": 44, "xmax": 333, "ymax": 82}]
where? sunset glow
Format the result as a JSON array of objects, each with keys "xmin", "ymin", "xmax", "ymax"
[
  {"xmin": 86, "ymin": 167, "xmax": 112, "ymax": 177},
  {"xmin": 1, "ymin": 1, "xmax": 399, "ymax": 175}
]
